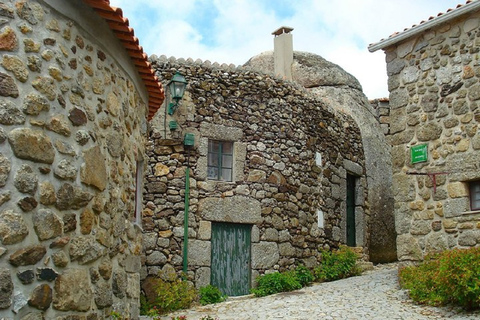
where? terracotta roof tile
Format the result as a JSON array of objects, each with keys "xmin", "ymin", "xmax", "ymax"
[
  {"xmin": 82, "ymin": 0, "xmax": 165, "ymax": 120},
  {"xmin": 368, "ymin": 0, "xmax": 480, "ymax": 52}
]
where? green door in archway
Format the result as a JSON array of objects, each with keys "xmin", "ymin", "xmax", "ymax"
[{"xmin": 211, "ymin": 222, "xmax": 251, "ymax": 296}]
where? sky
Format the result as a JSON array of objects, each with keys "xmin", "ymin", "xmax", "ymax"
[{"xmin": 110, "ymin": 0, "xmax": 467, "ymax": 99}]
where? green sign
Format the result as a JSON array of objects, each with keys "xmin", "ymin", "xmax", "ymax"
[
  {"xmin": 184, "ymin": 133, "xmax": 195, "ymax": 146},
  {"xmin": 411, "ymin": 144, "xmax": 428, "ymax": 164}
]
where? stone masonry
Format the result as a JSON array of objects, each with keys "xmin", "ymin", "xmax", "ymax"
[
  {"xmin": 142, "ymin": 56, "xmax": 369, "ymax": 292},
  {"xmin": 246, "ymin": 51, "xmax": 397, "ymax": 263},
  {"xmin": 0, "ymin": 1, "xmax": 149, "ymax": 318},
  {"xmin": 380, "ymin": 10, "xmax": 480, "ymax": 261}
]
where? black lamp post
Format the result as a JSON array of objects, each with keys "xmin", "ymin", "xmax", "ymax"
[{"xmin": 167, "ymin": 71, "xmax": 187, "ymax": 115}]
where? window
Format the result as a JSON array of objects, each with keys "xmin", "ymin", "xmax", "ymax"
[
  {"xmin": 470, "ymin": 181, "xmax": 480, "ymax": 211},
  {"xmin": 207, "ymin": 140, "xmax": 233, "ymax": 181}
]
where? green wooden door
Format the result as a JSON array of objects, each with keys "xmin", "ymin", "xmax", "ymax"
[
  {"xmin": 211, "ymin": 222, "xmax": 251, "ymax": 296},
  {"xmin": 346, "ymin": 174, "xmax": 356, "ymax": 247}
]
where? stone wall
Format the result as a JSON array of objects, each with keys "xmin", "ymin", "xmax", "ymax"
[
  {"xmin": 245, "ymin": 51, "xmax": 397, "ymax": 263},
  {"xmin": 370, "ymin": 98, "xmax": 391, "ymax": 135},
  {"xmin": 384, "ymin": 12, "xmax": 480, "ymax": 261},
  {"xmin": 142, "ymin": 56, "xmax": 368, "ymax": 291},
  {"xmin": 0, "ymin": 1, "xmax": 148, "ymax": 318}
]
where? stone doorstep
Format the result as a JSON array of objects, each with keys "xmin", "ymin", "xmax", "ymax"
[
  {"xmin": 356, "ymin": 260, "xmax": 374, "ymax": 272},
  {"xmin": 350, "ymin": 246, "xmax": 374, "ymax": 272},
  {"xmin": 350, "ymin": 246, "xmax": 370, "ymax": 261}
]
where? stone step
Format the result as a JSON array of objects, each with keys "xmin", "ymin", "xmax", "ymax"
[{"xmin": 356, "ymin": 260, "xmax": 374, "ymax": 272}]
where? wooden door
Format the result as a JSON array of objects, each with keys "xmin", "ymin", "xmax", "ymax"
[{"xmin": 211, "ymin": 222, "xmax": 251, "ymax": 296}]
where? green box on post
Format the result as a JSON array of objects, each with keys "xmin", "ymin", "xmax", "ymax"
[
  {"xmin": 411, "ymin": 144, "xmax": 428, "ymax": 164},
  {"xmin": 184, "ymin": 133, "xmax": 194, "ymax": 146},
  {"xmin": 169, "ymin": 120, "xmax": 178, "ymax": 130}
]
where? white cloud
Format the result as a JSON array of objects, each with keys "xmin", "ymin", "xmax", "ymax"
[{"xmin": 110, "ymin": 0, "xmax": 464, "ymax": 99}]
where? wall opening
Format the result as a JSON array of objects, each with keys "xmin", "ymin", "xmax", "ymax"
[
  {"xmin": 470, "ymin": 180, "xmax": 480, "ymax": 211},
  {"xmin": 346, "ymin": 174, "xmax": 357, "ymax": 247}
]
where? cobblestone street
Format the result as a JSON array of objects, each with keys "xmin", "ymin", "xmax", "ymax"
[{"xmin": 152, "ymin": 264, "xmax": 480, "ymax": 320}]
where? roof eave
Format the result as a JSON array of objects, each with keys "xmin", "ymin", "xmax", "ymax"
[
  {"xmin": 82, "ymin": 0, "xmax": 165, "ymax": 121},
  {"xmin": 368, "ymin": 1, "xmax": 480, "ymax": 52}
]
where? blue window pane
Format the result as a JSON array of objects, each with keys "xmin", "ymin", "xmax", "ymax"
[
  {"xmin": 208, "ymin": 153, "xmax": 219, "ymax": 166},
  {"xmin": 209, "ymin": 140, "xmax": 220, "ymax": 153},
  {"xmin": 208, "ymin": 166, "xmax": 219, "ymax": 179},
  {"xmin": 473, "ymin": 184, "xmax": 480, "ymax": 193},
  {"xmin": 222, "ymin": 142, "xmax": 233, "ymax": 154},
  {"xmin": 473, "ymin": 199, "xmax": 480, "ymax": 208},
  {"xmin": 222, "ymin": 168, "xmax": 232, "ymax": 182},
  {"xmin": 222, "ymin": 155, "xmax": 232, "ymax": 168},
  {"xmin": 471, "ymin": 182, "xmax": 480, "ymax": 210}
]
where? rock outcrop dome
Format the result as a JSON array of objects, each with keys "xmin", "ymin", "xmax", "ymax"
[{"xmin": 244, "ymin": 51, "xmax": 362, "ymax": 91}]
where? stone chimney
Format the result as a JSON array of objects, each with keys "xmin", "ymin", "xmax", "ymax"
[{"xmin": 272, "ymin": 26, "xmax": 294, "ymax": 81}]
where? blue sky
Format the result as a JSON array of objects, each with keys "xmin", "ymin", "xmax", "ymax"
[{"xmin": 110, "ymin": 0, "xmax": 466, "ymax": 99}]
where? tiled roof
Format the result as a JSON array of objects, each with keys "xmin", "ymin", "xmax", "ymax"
[
  {"xmin": 368, "ymin": 0, "xmax": 480, "ymax": 52},
  {"xmin": 82, "ymin": 0, "xmax": 165, "ymax": 120}
]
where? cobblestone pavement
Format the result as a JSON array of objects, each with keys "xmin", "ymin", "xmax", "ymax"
[{"xmin": 154, "ymin": 263, "xmax": 480, "ymax": 320}]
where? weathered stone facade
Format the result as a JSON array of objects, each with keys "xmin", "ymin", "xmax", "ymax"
[
  {"xmin": 373, "ymin": 8, "xmax": 480, "ymax": 261},
  {"xmin": 0, "ymin": 0, "xmax": 151, "ymax": 318},
  {"xmin": 143, "ymin": 56, "xmax": 369, "ymax": 293},
  {"xmin": 370, "ymin": 98, "xmax": 391, "ymax": 135},
  {"xmin": 246, "ymin": 51, "xmax": 397, "ymax": 263}
]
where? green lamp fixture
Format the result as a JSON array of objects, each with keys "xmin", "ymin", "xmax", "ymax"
[{"xmin": 167, "ymin": 71, "xmax": 187, "ymax": 115}]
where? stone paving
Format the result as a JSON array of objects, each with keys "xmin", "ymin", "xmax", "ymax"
[{"xmin": 152, "ymin": 263, "xmax": 480, "ymax": 320}]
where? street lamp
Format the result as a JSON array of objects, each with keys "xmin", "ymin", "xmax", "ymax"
[{"xmin": 167, "ymin": 71, "xmax": 187, "ymax": 115}]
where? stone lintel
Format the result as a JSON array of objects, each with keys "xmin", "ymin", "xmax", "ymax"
[{"xmin": 198, "ymin": 196, "xmax": 261, "ymax": 224}]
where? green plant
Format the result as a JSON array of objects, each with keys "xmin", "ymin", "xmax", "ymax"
[
  {"xmin": 314, "ymin": 246, "xmax": 360, "ymax": 282},
  {"xmin": 200, "ymin": 316, "xmax": 219, "ymax": 320},
  {"xmin": 294, "ymin": 265, "xmax": 314, "ymax": 287},
  {"xmin": 110, "ymin": 311, "xmax": 122, "ymax": 319},
  {"xmin": 398, "ymin": 256, "xmax": 443, "ymax": 306},
  {"xmin": 399, "ymin": 247, "xmax": 480, "ymax": 310},
  {"xmin": 140, "ymin": 295, "xmax": 153, "ymax": 316},
  {"xmin": 251, "ymin": 270, "xmax": 302, "ymax": 297},
  {"xmin": 199, "ymin": 285, "xmax": 227, "ymax": 305},
  {"xmin": 140, "ymin": 277, "xmax": 197, "ymax": 315}
]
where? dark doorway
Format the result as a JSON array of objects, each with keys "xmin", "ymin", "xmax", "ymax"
[{"xmin": 346, "ymin": 174, "xmax": 356, "ymax": 247}]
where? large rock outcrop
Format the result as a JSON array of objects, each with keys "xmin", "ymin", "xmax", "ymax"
[{"xmin": 245, "ymin": 51, "xmax": 362, "ymax": 90}]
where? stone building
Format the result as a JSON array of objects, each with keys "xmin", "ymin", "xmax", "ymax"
[
  {"xmin": 142, "ymin": 30, "xmax": 377, "ymax": 295},
  {"xmin": 369, "ymin": 0, "xmax": 480, "ymax": 261},
  {"xmin": 0, "ymin": 0, "xmax": 163, "ymax": 318},
  {"xmin": 245, "ymin": 29, "xmax": 396, "ymax": 263}
]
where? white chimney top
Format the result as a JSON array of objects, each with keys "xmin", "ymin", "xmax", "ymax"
[
  {"xmin": 272, "ymin": 26, "xmax": 294, "ymax": 36},
  {"xmin": 272, "ymin": 26, "xmax": 294, "ymax": 80}
]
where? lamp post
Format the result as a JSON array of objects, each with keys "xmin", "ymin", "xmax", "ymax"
[
  {"xmin": 182, "ymin": 135, "xmax": 194, "ymax": 275},
  {"xmin": 165, "ymin": 71, "xmax": 190, "ymax": 274}
]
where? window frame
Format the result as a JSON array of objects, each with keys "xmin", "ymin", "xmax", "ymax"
[
  {"xmin": 207, "ymin": 140, "xmax": 233, "ymax": 182},
  {"xmin": 470, "ymin": 180, "xmax": 480, "ymax": 211}
]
